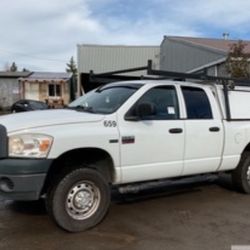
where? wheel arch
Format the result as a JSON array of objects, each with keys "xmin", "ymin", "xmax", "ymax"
[
  {"xmin": 42, "ymin": 147, "xmax": 116, "ymax": 195},
  {"xmin": 242, "ymin": 142, "xmax": 250, "ymax": 156}
]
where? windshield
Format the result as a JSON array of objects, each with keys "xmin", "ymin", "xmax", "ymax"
[{"xmin": 68, "ymin": 85, "xmax": 141, "ymax": 114}]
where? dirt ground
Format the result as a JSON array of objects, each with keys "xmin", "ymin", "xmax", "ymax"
[
  {"xmin": 0, "ymin": 111, "xmax": 9, "ymax": 116},
  {"xmin": 0, "ymin": 174, "xmax": 250, "ymax": 250}
]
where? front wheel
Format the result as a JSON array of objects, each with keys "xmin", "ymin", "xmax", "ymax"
[
  {"xmin": 46, "ymin": 168, "xmax": 110, "ymax": 232},
  {"xmin": 232, "ymin": 153, "xmax": 250, "ymax": 194}
]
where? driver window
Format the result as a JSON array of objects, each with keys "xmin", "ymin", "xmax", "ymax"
[{"xmin": 130, "ymin": 86, "xmax": 179, "ymax": 120}]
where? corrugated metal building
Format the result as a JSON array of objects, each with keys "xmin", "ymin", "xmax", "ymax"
[
  {"xmin": 77, "ymin": 36, "xmax": 250, "ymax": 94},
  {"xmin": 160, "ymin": 36, "xmax": 250, "ymax": 76},
  {"xmin": 77, "ymin": 44, "xmax": 160, "ymax": 93},
  {"xmin": 0, "ymin": 72, "xmax": 31, "ymax": 109}
]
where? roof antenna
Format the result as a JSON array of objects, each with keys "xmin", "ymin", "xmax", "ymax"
[{"xmin": 222, "ymin": 32, "xmax": 230, "ymax": 40}]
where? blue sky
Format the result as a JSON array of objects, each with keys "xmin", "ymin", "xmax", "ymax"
[{"xmin": 0, "ymin": 0, "xmax": 250, "ymax": 71}]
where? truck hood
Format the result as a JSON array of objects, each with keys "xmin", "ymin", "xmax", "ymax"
[{"xmin": 0, "ymin": 109, "xmax": 105, "ymax": 133}]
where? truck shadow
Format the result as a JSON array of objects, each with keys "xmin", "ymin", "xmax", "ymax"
[
  {"xmin": 9, "ymin": 199, "xmax": 47, "ymax": 215},
  {"xmin": 216, "ymin": 173, "xmax": 234, "ymax": 191}
]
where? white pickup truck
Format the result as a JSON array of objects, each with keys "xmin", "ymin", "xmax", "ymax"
[{"xmin": 0, "ymin": 79, "xmax": 250, "ymax": 232}]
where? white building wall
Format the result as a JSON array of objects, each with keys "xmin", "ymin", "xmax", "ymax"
[
  {"xmin": 0, "ymin": 78, "xmax": 20, "ymax": 108},
  {"xmin": 24, "ymin": 82, "xmax": 39, "ymax": 100}
]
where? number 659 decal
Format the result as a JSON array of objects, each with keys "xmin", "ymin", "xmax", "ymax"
[{"xmin": 104, "ymin": 120, "xmax": 117, "ymax": 127}]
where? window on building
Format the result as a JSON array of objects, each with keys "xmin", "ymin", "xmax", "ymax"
[
  {"xmin": 48, "ymin": 84, "xmax": 61, "ymax": 97},
  {"xmin": 182, "ymin": 86, "xmax": 212, "ymax": 119}
]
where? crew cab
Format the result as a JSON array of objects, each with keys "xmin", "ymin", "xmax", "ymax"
[{"xmin": 0, "ymin": 79, "xmax": 250, "ymax": 232}]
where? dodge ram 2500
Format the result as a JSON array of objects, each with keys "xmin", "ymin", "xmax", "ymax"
[{"xmin": 0, "ymin": 80, "xmax": 250, "ymax": 232}]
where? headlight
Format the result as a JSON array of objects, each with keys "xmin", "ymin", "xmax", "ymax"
[{"xmin": 9, "ymin": 134, "xmax": 53, "ymax": 158}]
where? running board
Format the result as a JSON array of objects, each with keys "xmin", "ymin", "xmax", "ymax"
[{"xmin": 116, "ymin": 175, "xmax": 218, "ymax": 194}]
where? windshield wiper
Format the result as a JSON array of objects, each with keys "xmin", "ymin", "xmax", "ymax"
[{"xmin": 68, "ymin": 105, "xmax": 96, "ymax": 113}]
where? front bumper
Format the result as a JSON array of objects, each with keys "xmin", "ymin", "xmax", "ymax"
[{"xmin": 0, "ymin": 158, "xmax": 53, "ymax": 201}]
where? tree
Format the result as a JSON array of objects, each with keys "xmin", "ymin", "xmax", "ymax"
[
  {"xmin": 10, "ymin": 62, "xmax": 18, "ymax": 72},
  {"xmin": 22, "ymin": 68, "xmax": 30, "ymax": 72},
  {"xmin": 66, "ymin": 56, "xmax": 78, "ymax": 100},
  {"xmin": 226, "ymin": 40, "xmax": 250, "ymax": 78},
  {"xmin": 66, "ymin": 56, "xmax": 77, "ymax": 78}
]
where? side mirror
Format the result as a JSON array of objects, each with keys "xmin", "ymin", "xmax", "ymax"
[
  {"xmin": 125, "ymin": 102, "xmax": 156, "ymax": 121},
  {"xmin": 135, "ymin": 102, "xmax": 156, "ymax": 118}
]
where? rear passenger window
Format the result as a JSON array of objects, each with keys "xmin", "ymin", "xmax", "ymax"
[{"xmin": 182, "ymin": 87, "xmax": 212, "ymax": 119}]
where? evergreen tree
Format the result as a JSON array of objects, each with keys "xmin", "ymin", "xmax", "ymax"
[
  {"xmin": 226, "ymin": 40, "xmax": 250, "ymax": 78},
  {"xmin": 66, "ymin": 56, "xmax": 78, "ymax": 100},
  {"xmin": 22, "ymin": 68, "xmax": 30, "ymax": 72},
  {"xmin": 66, "ymin": 56, "xmax": 77, "ymax": 78},
  {"xmin": 10, "ymin": 62, "xmax": 18, "ymax": 72}
]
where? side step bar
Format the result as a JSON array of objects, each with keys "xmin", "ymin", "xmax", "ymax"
[{"xmin": 116, "ymin": 174, "xmax": 218, "ymax": 194}]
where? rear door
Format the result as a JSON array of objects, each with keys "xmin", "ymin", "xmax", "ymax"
[{"xmin": 181, "ymin": 86, "xmax": 224, "ymax": 175}]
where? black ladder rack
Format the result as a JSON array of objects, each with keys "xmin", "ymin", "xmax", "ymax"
[
  {"xmin": 88, "ymin": 60, "xmax": 250, "ymax": 121},
  {"xmin": 90, "ymin": 60, "xmax": 250, "ymax": 85}
]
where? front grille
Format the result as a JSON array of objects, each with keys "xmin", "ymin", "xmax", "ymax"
[{"xmin": 0, "ymin": 125, "xmax": 7, "ymax": 158}]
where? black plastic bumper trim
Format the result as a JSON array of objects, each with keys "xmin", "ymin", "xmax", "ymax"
[
  {"xmin": 0, "ymin": 124, "xmax": 8, "ymax": 159},
  {"xmin": 0, "ymin": 158, "xmax": 53, "ymax": 175},
  {"xmin": 0, "ymin": 173, "xmax": 46, "ymax": 201},
  {"xmin": 0, "ymin": 158, "xmax": 53, "ymax": 200}
]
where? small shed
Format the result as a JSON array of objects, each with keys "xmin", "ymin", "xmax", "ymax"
[
  {"xmin": 19, "ymin": 72, "xmax": 72, "ymax": 108},
  {"xmin": 0, "ymin": 71, "xmax": 32, "ymax": 109}
]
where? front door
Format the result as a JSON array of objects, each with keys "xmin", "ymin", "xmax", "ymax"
[{"xmin": 118, "ymin": 85, "xmax": 185, "ymax": 184}]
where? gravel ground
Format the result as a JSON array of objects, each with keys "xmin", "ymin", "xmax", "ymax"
[{"xmin": 0, "ymin": 174, "xmax": 250, "ymax": 250}]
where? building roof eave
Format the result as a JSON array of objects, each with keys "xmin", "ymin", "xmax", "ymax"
[
  {"xmin": 186, "ymin": 57, "xmax": 227, "ymax": 73},
  {"xmin": 162, "ymin": 36, "xmax": 231, "ymax": 56},
  {"xmin": 168, "ymin": 37, "xmax": 228, "ymax": 56}
]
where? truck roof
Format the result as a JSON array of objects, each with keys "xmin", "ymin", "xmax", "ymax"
[{"xmin": 104, "ymin": 79, "xmax": 213, "ymax": 90}]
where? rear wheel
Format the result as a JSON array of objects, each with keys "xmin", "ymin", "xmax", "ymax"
[
  {"xmin": 46, "ymin": 167, "xmax": 110, "ymax": 232},
  {"xmin": 232, "ymin": 153, "xmax": 250, "ymax": 194}
]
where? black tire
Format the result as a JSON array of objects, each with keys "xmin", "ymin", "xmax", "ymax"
[
  {"xmin": 46, "ymin": 167, "xmax": 110, "ymax": 232},
  {"xmin": 232, "ymin": 153, "xmax": 250, "ymax": 194}
]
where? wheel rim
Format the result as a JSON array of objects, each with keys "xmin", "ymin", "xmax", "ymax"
[
  {"xmin": 247, "ymin": 165, "xmax": 250, "ymax": 184},
  {"xmin": 65, "ymin": 181, "xmax": 101, "ymax": 220}
]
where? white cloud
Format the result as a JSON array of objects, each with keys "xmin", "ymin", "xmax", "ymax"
[
  {"xmin": 0, "ymin": 0, "xmax": 249, "ymax": 71},
  {"xmin": 0, "ymin": 0, "xmax": 101, "ymax": 71},
  {"xmin": 172, "ymin": 0, "xmax": 250, "ymax": 30}
]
